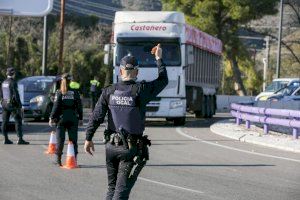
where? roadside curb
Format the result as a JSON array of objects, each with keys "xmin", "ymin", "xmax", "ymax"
[{"xmin": 210, "ymin": 119, "xmax": 300, "ymax": 153}]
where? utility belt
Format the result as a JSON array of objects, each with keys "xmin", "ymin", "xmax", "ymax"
[{"xmin": 103, "ymin": 129, "xmax": 151, "ymax": 159}]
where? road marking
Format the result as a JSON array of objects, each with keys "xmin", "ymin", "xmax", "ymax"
[
  {"xmin": 176, "ymin": 128, "xmax": 300, "ymax": 164},
  {"xmin": 138, "ymin": 177, "xmax": 204, "ymax": 194}
]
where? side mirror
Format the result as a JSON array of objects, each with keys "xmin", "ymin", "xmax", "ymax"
[
  {"xmin": 104, "ymin": 44, "xmax": 111, "ymax": 65},
  {"xmin": 187, "ymin": 45, "xmax": 194, "ymax": 65}
]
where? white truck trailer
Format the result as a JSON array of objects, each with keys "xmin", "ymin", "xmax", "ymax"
[{"xmin": 104, "ymin": 11, "xmax": 222, "ymax": 125}]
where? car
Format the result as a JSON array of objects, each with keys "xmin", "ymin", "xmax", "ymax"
[
  {"xmin": 255, "ymin": 78, "xmax": 300, "ymax": 101},
  {"xmin": 18, "ymin": 76, "xmax": 56, "ymax": 120},
  {"xmin": 267, "ymin": 85, "xmax": 300, "ymax": 101}
]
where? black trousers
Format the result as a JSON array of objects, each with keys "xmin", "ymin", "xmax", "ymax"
[
  {"xmin": 105, "ymin": 143, "xmax": 146, "ymax": 200},
  {"xmin": 91, "ymin": 93, "xmax": 98, "ymax": 111},
  {"xmin": 56, "ymin": 119, "xmax": 78, "ymax": 156},
  {"xmin": 1, "ymin": 106, "xmax": 23, "ymax": 140}
]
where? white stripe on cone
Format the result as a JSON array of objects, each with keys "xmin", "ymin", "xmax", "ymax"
[
  {"xmin": 66, "ymin": 141, "xmax": 75, "ymax": 156},
  {"xmin": 50, "ymin": 131, "xmax": 57, "ymax": 144}
]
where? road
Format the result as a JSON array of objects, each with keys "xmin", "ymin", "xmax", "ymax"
[{"xmin": 0, "ymin": 113, "xmax": 300, "ymax": 200}]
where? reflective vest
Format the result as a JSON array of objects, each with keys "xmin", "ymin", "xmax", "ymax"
[
  {"xmin": 1, "ymin": 80, "xmax": 11, "ymax": 101},
  {"xmin": 69, "ymin": 81, "xmax": 80, "ymax": 90},
  {"xmin": 108, "ymin": 85, "xmax": 143, "ymax": 135},
  {"xmin": 90, "ymin": 80, "xmax": 100, "ymax": 92}
]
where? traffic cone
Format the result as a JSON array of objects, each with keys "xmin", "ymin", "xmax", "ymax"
[
  {"xmin": 45, "ymin": 131, "xmax": 57, "ymax": 154},
  {"xmin": 62, "ymin": 141, "xmax": 78, "ymax": 169}
]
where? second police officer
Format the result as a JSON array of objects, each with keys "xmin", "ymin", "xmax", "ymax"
[
  {"xmin": 1, "ymin": 67, "xmax": 29, "ymax": 145},
  {"xmin": 84, "ymin": 44, "xmax": 168, "ymax": 200},
  {"xmin": 49, "ymin": 73, "xmax": 83, "ymax": 166}
]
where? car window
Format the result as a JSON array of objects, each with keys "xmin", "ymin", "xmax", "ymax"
[
  {"xmin": 265, "ymin": 81, "xmax": 289, "ymax": 92},
  {"xmin": 20, "ymin": 79, "xmax": 54, "ymax": 93},
  {"xmin": 294, "ymin": 89, "xmax": 300, "ymax": 96}
]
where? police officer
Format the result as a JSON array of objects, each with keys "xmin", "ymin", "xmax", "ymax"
[
  {"xmin": 90, "ymin": 76, "xmax": 101, "ymax": 111},
  {"xmin": 84, "ymin": 44, "xmax": 168, "ymax": 200},
  {"xmin": 49, "ymin": 73, "xmax": 83, "ymax": 166},
  {"xmin": 1, "ymin": 67, "xmax": 29, "ymax": 145}
]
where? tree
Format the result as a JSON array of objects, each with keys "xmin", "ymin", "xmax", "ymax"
[
  {"xmin": 162, "ymin": 0, "xmax": 279, "ymax": 95},
  {"xmin": 0, "ymin": 15, "xmax": 111, "ymax": 96},
  {"xmin": 120, "ymin": 0, "xmax": 162, "ymax": 11}
]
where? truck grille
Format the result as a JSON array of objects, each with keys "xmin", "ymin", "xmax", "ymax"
[{"xmin": 146, "ymin": 106, "xmax": 159, "ymax": 112}]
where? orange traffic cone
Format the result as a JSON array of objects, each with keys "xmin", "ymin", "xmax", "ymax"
[
  {"xmin": 45, "ymin": 131, "xmax": 57, "ymax": 154},
  {"xmin": 62, "ymin": 141, "xmax": 78, "ymax": 169}
]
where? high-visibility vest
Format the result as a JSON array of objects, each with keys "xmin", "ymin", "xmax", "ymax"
[
  {"xmin": 69, "ymin": 81, "xmax": 80, "ymax": 89},
  {"xmin": 90, "ymin": 80, "xmax": 100, "ymax": 92}
]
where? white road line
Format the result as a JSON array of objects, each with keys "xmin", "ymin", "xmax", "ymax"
[
  {"xmin": 176, "ymin": 128, "xmax": 300, "ymax": 164},
  {"xmin": 138, "ymin": 177, "xmax": 204, "ymax": 194}
]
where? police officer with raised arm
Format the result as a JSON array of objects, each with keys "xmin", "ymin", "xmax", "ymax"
[
  {"xmin": 1, "ymin": 67, "xmax": 29, "ymax": 145},
  {"xmin": 84, "ymin": 44, "xmax": 168, "ymax": 200}
]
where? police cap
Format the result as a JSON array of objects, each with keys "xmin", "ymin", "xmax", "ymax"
[
  {"xmin": 120, "ymin": 56, "xmax": 139, "ymax": 70},
  {"xmin": 6, "ymin": 67, "xmax": 15, "ymax": 76}
]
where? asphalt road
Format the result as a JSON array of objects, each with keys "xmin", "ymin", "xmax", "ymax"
[{"xmin": 0, "ymin": 112, "xmax": 300, "ymax": 200}]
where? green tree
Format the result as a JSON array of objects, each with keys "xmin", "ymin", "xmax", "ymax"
[
  {"xmin": 162, "ymin": 0, "xmax": 279, "ymax": 95},
  {"xmin": 120, "ymin": 0, "xmax": 162, "ymax": 11}
]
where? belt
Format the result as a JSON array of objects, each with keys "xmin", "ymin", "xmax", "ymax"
[{"xmin": 110, "ymin": 133, "xmax": 127, "ymax": 146}]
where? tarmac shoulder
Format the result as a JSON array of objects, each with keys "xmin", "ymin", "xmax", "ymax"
[{"xmin": 210, "ymin": 119, "xmax": 300, "ymax": 153}]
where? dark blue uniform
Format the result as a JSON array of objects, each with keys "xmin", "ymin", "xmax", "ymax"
[
  {"xmin": 1, "ymin": 77, "xmax": 26, "ymax": 144},
  {"xmin": 50, "ymin": 89, "xmax": 83, "ymax": 160},
  {"xmin": 86, "ymin": 58, "xmax": 168, "ymax": 200}
]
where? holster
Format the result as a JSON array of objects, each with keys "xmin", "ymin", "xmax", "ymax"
[
  {"xmin": 103, "ymin": 129, "xmax": 113, "ymax": 144},
  {"xmin": 136, "ymin": 135, "xmax": 151, "ymax": 161}
]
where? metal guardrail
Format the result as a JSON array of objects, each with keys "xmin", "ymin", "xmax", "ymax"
[{"xmin": 231, "ymin": 103, "xmax": 299, "ymax": 140}]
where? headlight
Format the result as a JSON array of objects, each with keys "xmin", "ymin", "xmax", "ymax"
[
  {"xmin": 258, "ymin": 96, "xmax": 269, "ymax": 101},
  {"xmin": 30, "ymin": 96, "xmax": 45, "ymax": 106},
  {"xmin": 170, "ymin": 100, "xmax": 183, "ymax": 109}
]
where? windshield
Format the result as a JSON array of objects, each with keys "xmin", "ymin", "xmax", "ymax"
[
  {"xmin": 116, "ymin": 39, "xmax": 181, "ymax": 67},
  {"xmin": 265, "ymin": 81, "xmax": 289, "ymax": 92},
  {"xmin": 20, "ymin": 79, "xmax": 54, "ymax": 93},
  {"xmin": 275, "ymin": 85, "xmax": 299, "ymax": 95}
]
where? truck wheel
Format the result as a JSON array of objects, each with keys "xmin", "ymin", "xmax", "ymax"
[
  {"xmin": 203, "ymin": 95, "xmax": 209, "ymax": 118},
  {"xmin": 213, "ymin": 95, "xmax": 216, "ymax": 115},
  {"xmin": 195, "ymin": 111, "xmax": 202, "ymax": 118},
  {"xmin": 207, "ymin": 96, "xmax": 213, "ymax": 118},
  {"xmin": 195, "ymin": 94, "xmax": 206, "ymax": 118},
  {"xmin": 166, "ymin": 118, "xmax": 173, "ymax": 122},
  {"xmin": 173, "ymin": 117, "xmax": 186, "ymax": 126}
]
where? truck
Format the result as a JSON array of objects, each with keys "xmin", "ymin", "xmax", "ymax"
[{"xmin": 104, "ymin": 11, "xmax": 222, "ymax": 125}]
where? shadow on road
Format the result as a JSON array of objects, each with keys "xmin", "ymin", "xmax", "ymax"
[
  {"xmin": 78, "ymin": 164, "xmax": 106, "ymax": 169},
  {"xmin": 145, "ymin": 114, "xmax": 232, "ymax": 129},
  {"xmin": 147, "ymin": 164, "xmax": 275, "ymax": 167}
]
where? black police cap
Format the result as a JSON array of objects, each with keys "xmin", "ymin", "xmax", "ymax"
[
  {"xmin": 6, "ymin": 67, "xmax": 15, "ymax": 76},
  {"xmin": 120, "ymin": 56, "xmax": 139, "ymax": 70}
]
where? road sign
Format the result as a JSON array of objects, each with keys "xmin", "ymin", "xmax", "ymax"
[{"xmin": 0, "ymin": 0, "xmax": 53, "ymax": 17}]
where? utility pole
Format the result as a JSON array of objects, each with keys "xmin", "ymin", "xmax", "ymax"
[
  {"xmin": 263, "ymin": 36, "xmax": 270, "ymax": 91},
  {"xmin": 276, "ymin": 0, "xmax": 284, "ymax": 78},
  {"xmin": 58, "ymin": 0, "xmax": 66, "ymax": 73},
  {"xmin": 7, "ymin": 15, "xmax": 13, "ymax": 67},
  {"xmin": 42, "ymin": 15, "xmax": 48, "ymax": 76}
]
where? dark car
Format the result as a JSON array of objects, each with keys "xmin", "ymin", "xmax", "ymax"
[
  {"xmin": 267, "ymin": 83, "xmax": 300, "ymax": 101},
  {"xmin": 18, "ymin": 76, "xmax": 55, "ymax": 120}
]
